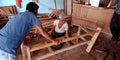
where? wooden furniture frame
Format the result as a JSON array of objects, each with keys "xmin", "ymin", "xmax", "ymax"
[{"xmin": 20, "ymin": 24, "xmax": 101, "ymax": 60}]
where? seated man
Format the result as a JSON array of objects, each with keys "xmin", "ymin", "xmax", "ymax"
[{"xmin": 50, "ymin": 13, "xmax": 72, "ymax": 50}]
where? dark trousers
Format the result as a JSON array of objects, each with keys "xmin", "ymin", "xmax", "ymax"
[
  {"xmin": 51, "ymin": 31, "xmax": 65, "ymax": 38},
  {"xmin": 51, "ymin": 31, "xmax": 65, "ymax": 49},
  {"xmin": 110, "ymin": 12, "xmax": 120, "ymax": 41}
]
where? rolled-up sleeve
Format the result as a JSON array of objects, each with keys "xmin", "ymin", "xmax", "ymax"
[{"xmin": 31, "ymin": 14, "xmax": 42, "ymax": 26}]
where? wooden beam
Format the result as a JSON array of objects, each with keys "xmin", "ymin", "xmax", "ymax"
[
  {"xmin": 78, "ymin": 25, "xmax": 87, "ymax": 41},
  {"xmin": 86, "ymin": 27, "xmax": 102, "ymax": 53},
  {"xmin": 26, "ymin": 46, "xmax": 31, "ymax": 60},
  {"xmin": 35, "ymin": 41, "xmax": 89, "ymax": 60},
  {"xmin": 64, "ymin": 0, "xmax": 67, "ymax": 15},
  {"xmin": 20, "ymin": 43, "xmax": 26, "ymax": 60},
  {"xmin": 45, "ymin": 42, "xmax": 54, "ymax": 52}
]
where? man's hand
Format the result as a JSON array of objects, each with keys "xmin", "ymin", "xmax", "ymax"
[
  {"xmin": 51, "ymin": 39, "xmax": 62, "ymax": 45},
  {"xmin": 48, "ymin": 31, "xmax": 52, "ymax": 34}
]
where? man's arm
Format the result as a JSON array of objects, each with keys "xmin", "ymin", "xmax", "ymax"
[{"xmin": 36, "ymin": 25, "xmax": 56, "ymax": 44}]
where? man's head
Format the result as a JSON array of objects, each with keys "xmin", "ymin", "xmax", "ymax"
[
  {"xmin": 59, "ymin": 13, "xmax": 67, "ymax": 22},
  {"xmin": 26, "ymin": 2, "xmax": 39, "ymax": 14}
]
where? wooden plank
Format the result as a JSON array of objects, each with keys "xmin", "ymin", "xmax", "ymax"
[
  {"xmin": 45, "ymin": 42, "xmax": 54, "ymax": 52},
  {"xmin": 76, "ymin": 25, "xmax": 81, "ymax": 43},
  {"xmin": 47, "ymin": 47, "xmax": 54, "ymax": 52},
  {"xmin": 35, "ymin": 41, "xmax": 89, "ymax": 60},
  {"xmin": 26, "ymin": 46, "xmax": 31, "ymax": 60},
  {"xmin": 39, "ymin": 18, "xmax": 51, "ymax": 20},
  {"xmin": 30, "ymin": 31, "xmax": 98, "ymax": 52},
  {"xmin": 29, "ymin": 20, "xmax": 54, "ymax": 33},
  {"xmin": 78, "ymin": 25, "xmax": 88, "ymax": 41},
  {"xmin": 20, "ymin": 43, "xmax": 26, "ymax": 60},
  {"xmin": 86, "ymin": 27, "xmax": 102, "ymax": 53}
]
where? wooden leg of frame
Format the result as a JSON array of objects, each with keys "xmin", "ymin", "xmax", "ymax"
[
  {"xmin": 86, "ymin": 27, "xmax": 101, "ymax": 53},
  {"xmin": 20, "ymin": 43, "xmax": 26, "ymax": 60},
  {"xmin": 26, "ymin": 46, "xmax": 31, "ymax": 60}
]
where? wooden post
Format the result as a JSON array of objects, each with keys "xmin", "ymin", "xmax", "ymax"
[
  {"xmin": 46, "ymin": 42, "xmax": 54, "ymax": 52},
  {"xmin": 75, "ymin": 25, "xmax": 87, "ymax": 42},
  {"xmin": 21, "ymin": 42, "xmax": 31, "ymax": 60},
  {"xmin": 20, "ymin": 43, "xmax": 26, "ymax": 60},
  {"xmin": 78, "ymin": 25, "xmax": 87, "ymax": 41},
  {"xmin": 26, "ymin": 46, "xmax": 31, "ymax": 60},
  {"xmin": 76, "ymin": 25, "xmax": 81, "ymax": 43}
]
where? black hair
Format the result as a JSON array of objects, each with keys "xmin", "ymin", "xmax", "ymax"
[{"xmin": 26, "ymin": 2, "xmax": 39, "ymax": 13}]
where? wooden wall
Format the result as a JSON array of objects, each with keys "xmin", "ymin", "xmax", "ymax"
[
  {"xmin": 72, "ymin": 4, "xmax": 114, "ymax": 34},
  {"xmin": 0, "ymin": 5, "xmax": 17, "ymax": 15}
]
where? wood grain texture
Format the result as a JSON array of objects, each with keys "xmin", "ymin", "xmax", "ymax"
[{"xmin": 72, "ymin": 4, "xmax": 114, "ymax": 34}]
